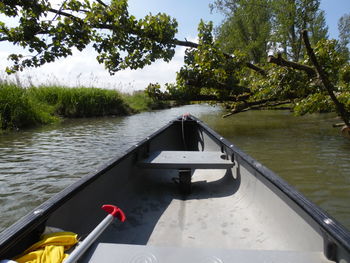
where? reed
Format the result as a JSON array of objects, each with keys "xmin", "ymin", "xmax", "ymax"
[
  {"xmin": 28, "ymin": 86, "xmax": 133, "ymax": 117},
  {"xmin": 122, "ymin": 91, "xmax": 170, "ymax": 112},
  {"xmin": 0, "ymin": 82, "xmax": 56, "ymax": 130},
  {"xmin": 0, "ymin": 83, "xmax": 167, "ymax": 131}
]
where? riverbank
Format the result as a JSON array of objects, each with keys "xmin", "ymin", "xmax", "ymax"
[{"xmin": 0, "ymin": 83, "xmax": 169, "ymax": 132}]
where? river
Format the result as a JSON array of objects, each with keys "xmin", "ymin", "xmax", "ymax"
[{"xmin": 0, "ymin": 104, "xmax": 349, "ymax": 233}]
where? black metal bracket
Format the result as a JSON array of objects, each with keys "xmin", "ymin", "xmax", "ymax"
[{"xmin": 179, "ymin": 169, "xmax": 192, "ymax": 194}]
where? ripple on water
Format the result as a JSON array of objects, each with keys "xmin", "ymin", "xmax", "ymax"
[
  {"xmin": 0, "ymin": 105, "xmax": 350, "ymax": 233},
  {"xmin": 0, "ymin": 105, "xmax": 220, "ymax": 232}
]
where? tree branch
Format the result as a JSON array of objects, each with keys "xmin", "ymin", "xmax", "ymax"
[
  {"xmin": 245, "ymin": 62, "xmax": 266, "ymax": 76},
  {"xmin": 222, "ymin": 98, "xmax": 290, "ymax": 118},
  {"xmin": 95, "ymin": 0, "xmax": 108, "ymax": 7},
  {"xmin": 267, "ymin": 53, "xmax": 316, "ymax": 78},
  {"xmin": 172, "ymin": 39, "xmax": 266, "ymax": 76},
  {"xmin": 48, "ymin": 8, "xmax": 82, "ymax": 22},
  {"xmin": 6, "ymin": 2, "xmax": 267, "ymax": 77},
  {"xmin": 302, "ymin": 30, "xmax": 350, "ymax": 126}
]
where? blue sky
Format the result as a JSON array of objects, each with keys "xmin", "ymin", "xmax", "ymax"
[
  {"xmin": 320, "ymin": 0, "xmax": 350, "ymax": 39},
  {"xmin": 0, "ymin": 0, "xmax": 349, "ymax": 91},
  {"xmin": 127, "ymin": 0, "xmax": 223, "ymax": 39}
]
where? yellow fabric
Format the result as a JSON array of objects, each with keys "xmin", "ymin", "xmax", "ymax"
[{"xmin": 14, "ymin": 232, "xmax": 78, "ymax": 263}]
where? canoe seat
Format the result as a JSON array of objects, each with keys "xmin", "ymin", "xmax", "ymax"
[
  {"xmin": 82, "ymin": 243, "xmax": 332, "ymax": 263},
  {"xmin": 139, "ymin": 151, "xmax": 234, "ymax": 194},
  {"xmin": 139, "ymin": 151, "xmax": 234, "ymax": 169}
]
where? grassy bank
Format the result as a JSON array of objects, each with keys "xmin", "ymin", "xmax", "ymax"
[
  {"xmin": 122, "ymin": 91, "xmax": 170, "ymax": 112},
  {"xmin": 28, "ymin": 86, "xmax": 131, "ymax": 118},
  {"xmin": 0, "ymin": 83, "xmax": 57, "ymax": 130},
  {"xmin": 0, "ymin": 83, "xmax": 167, "ymax": 131}
]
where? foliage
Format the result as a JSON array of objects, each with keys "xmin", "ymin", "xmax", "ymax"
[
  {"xmin": 122, "ymin": 90, "xmax": 169, "ymax": 112},
  {"xmin": 247, "ymin": 65, "xmax": 313, "ymax": 101},
  {"xmin": 0, "ymin": 81, "xmax": 173, "ymax": 131},
  {"xmin": 265, "ymin": 39, "xmax": 350, "ymax": 116},
  {"xmin": 308, "ymin": 39, "xmax": 348, "ymax": 83},
  {"xmin": 212, "ymin": 0, "xmax": 328, "ymax": 63},
  {"xmin": 338, "ymin": 13, "xmax": 350, "ymax": 59},
  {"xmin": 0, "ymin": 82, "xmax": 56, "ymax": 130},
  {"xmin": 0, "ymin": 0, "xmax": 178, "ymax": 74},
  {"xmin": 0, "ymin": 83, "xmax": 136, "ymax": 131},
  {"xmin": 294, "ymin": 93, "xmax": 333, "ymax": 115},
  {"xmin": 171, "ymin": 21, "xmax": 245, "ymax": 101},
  {"xmin": 28, "ymin": 86, "xmax": 132, "ymax": 117},
  {"xmin": 271, "ymin": 0, "xmax": 328, "ymax": 61},
  {"xmin": 145, "ymin": 83, "xmax": 166, "ymax": 100},
  {"xmin": 212, "ymin": 0, "xmax": 271, "ymax": 63},
  {"xmin": 148, "ymin": 22, "xmax": 350, "ymax": 122}
]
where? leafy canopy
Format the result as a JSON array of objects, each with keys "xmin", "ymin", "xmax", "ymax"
[{"xmin": 0, "ymin": 0, "xmax": 178, "ymax": 74}]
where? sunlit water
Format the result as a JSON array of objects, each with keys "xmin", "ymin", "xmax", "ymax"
[{"xmin": 0, "ymin": 104, "xmax": 349, "ymax": 233}]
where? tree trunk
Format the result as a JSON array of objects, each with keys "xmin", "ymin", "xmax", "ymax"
[{"xmin": 302, "ymin": 30, "xmax": 350, "ymax": 126}]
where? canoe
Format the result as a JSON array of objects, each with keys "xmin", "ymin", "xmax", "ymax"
[{"xmin": 0, "ymin": 114, "xmax": 349, "ymax": 262}]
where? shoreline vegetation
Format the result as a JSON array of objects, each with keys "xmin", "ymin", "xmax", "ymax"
[{"xmin": 0, "ymin": 82, "xmax": 170, "ymax": 132}]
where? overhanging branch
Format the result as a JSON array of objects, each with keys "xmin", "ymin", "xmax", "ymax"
[
  {"xmin": 267, "ymin": 53, "xmax": 316, "ymax": 78},
  {"xmin": 302, "ymin": 30, "xmax": 350, "ymax": 126},
  {"xmin": 222, "ymin": 99, "xmax": 291, "ymax": 118},
  {"xmin": 95, "ymin": 0, "xmax": 108, "ymax": 7}
]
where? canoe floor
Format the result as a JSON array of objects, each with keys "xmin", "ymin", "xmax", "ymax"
[{"xmin": 79, "ymin": 167, "xmax": 331, "ymax": 263}]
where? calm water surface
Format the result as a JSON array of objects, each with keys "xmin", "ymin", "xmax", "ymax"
[{"xmin": 0, "ymin": 104, "xmax": 349, "ymax": 232}]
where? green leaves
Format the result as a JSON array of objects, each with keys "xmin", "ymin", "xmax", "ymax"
[
  {"xmin": 213, "ymin": 0, "xmax": 271, "ymax": 64},
  {"xmin": 153, "ymin": 21, "xmax": 245, "ymax": 102},
  {"xmin": 1, "ymin": 0, "xmax": 178, "ymax": 74}
]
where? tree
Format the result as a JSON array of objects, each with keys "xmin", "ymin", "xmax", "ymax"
[
  {"xmin": 338, "ymin": 13, "xmax": 350, "ymax": 59},
  {"xmin": 211, "ymin": 0, "xmax": 271, "ymax": 64},
  {"xmin": 271, "ymin": 0, "xmax": 328, "ymax": 61},
  {"xmin": 147, "ymin": 22, "xmax": 350, "ymax": 126}
]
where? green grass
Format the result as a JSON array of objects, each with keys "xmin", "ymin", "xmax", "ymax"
[
  {"xmin": 122, "ymin": 90, "xmax": 170, "ymax": 112},
  {"xmin": 0, "ymin": 83, "xmax": 169, "ymax": 131},
  {"xmin": 0, "ymin": 82, "xmax": 57, "ymax": 130},
  {"xmin": 28, "ymin": 86, "xmax": 132, "ymax": 117}
]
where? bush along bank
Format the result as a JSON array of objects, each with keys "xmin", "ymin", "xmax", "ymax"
[{"xmin": 0, "ymin": 84, "xmax": 167, "ymax": 132}]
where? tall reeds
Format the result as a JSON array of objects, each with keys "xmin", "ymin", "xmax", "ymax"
[
  {"xmin": 28, "ymin": 86, "xmax": 132, "ymax": 117},
  {"xmin": 0, "ymin": 83, "xmax": 56, "ymax": 130},
  {"xmin": 0, "ymin": 83, "xmax": 167, "ymax": 131}
]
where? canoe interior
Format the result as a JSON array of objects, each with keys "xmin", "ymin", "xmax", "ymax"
[{"xmin": 0, "ymin": 117, "xmax": 349, "ymax": 262}]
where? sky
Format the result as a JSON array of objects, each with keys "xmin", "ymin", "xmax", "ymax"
[{"xmin": 0, "ymin": 0, "xmax": 349, "ymax": 92}]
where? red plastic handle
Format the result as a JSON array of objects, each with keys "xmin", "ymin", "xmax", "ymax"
[{"xmin": 101, "ymin": 204, "xmax": 126, "ymax": 222}]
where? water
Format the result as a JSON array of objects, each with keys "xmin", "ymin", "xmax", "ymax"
[
  {"xmin": 0, "ymin": 104, "xmax": 349, "ymax": 232},
  {"xmin": 200, "ymin": 108, "xmax": 350, "ymax": 230}
]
